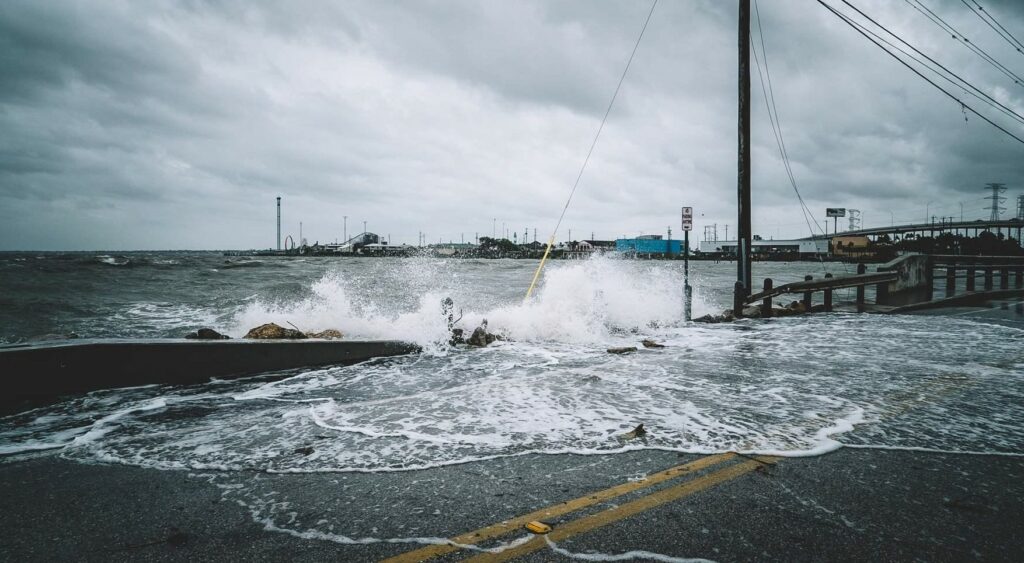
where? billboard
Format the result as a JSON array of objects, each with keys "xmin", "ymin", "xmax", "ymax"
[
  {"xmin": 681, "ymin": 207, "xmax": 693, "ymax": 231},
  {"xmin": 826, "ymin": 208, "xmax": 846, "ymax": 217}
]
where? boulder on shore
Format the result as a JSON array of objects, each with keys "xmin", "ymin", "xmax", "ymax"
[
  {"xmin": 244, "ymin": 323, "xmax": 307, "ymax": 340},
  {"xmin": 185, "ymin": 328, "xmax": 230, "ymax": 340},
  {"xmin": 308, "ymin": 329, "xmax": 343, "ymax": 340},
  {"xmin": 467, "ymin": 326, "xmax": 490, "ymax": 347},
  {"xmin": 693, "ymin": 311, "xmax": 735, "ymax": 323},
  {"xmin": 607, "ymin": 346, "xmax": 638, "ymax": 355},
  {"xmin": 618, "ymin": 423, "xmax": 648, "ymax": 442}
]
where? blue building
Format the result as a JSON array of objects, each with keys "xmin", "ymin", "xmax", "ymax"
[{"xmin": 616, "ymin": 236, "xmax": 683, "ymax": 257}]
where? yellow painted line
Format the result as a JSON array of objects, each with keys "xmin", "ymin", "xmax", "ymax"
[
  {"xmin": 463, "ymin": 456, "xmax": 778, "ymax": 563},
  {"xmin": 380, "ymin": 453, "xmax": 736, "ymax": 563}
]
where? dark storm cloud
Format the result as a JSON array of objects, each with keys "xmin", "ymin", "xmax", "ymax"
[{"xmin": 0, "ymin": 0, "xmax": 1022, "ymax": 250}]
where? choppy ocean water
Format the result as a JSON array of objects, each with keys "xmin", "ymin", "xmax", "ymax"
[{"xmin": 1, "ymin": 252, "xmax": 1022, "ymax": 471}]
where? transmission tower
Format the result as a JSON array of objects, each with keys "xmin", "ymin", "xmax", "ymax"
[
  {"xmin": 984, "ymin": 183, "xmax": 1007, "ymax": 220},
  {"xmin": 1017, "ymin": 194, "xmax": 1024, "ymax": 220},
  {"xmin": 847, "ymin": 209, "xmax": 862, "ymax": 231}
]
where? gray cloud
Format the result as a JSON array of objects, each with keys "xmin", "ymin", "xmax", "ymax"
[{"xmin": 0, "ymin": 0, "xmax": 1022, "ymax": 250}]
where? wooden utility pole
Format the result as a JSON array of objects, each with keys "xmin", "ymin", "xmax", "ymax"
[{"xmin": 737, "ymin": 0, "xmax": 752, "ymax": 295}]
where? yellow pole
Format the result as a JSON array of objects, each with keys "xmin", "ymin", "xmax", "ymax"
[{"xmin": 525, "ymin": 235, "xmax": 557, "ymax": 300}]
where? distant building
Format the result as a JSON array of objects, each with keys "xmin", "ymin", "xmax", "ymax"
[
  {"xmin": 573, "ymin": 240, "xmax": 616, "ymax": 254},
  {"xmin": 831, "ymin": 236, "xmax": 871, "ymax": 256},
  {"xmin": 616, "ymin": 237, "xmax": 682, "ymax": 257},
  {"xmin": 432, "ymin": 242, "xmax": 476, "ymax": 256},
  {"xmin": 698, "ymin": 239, "xmax": 828, "ymax": 257}
]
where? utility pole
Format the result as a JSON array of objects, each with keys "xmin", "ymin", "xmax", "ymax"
[
  {"xmin": 276, "ymin": 196, "xmax": 281, "ymax": 250},
  {"xmin": 737, "ymin": 0, "xmax": 752, "ymax": 296},
  {"xmin": 493, "ymin": 218, "xmax": 496, "ymax": 239},
  {"xmin": 667, "ymin": 226, "xmax": 672, "ymax": 258},
  {"xmin": 724, "ymin": 224, "xmax": 729, "ymax": 241},
  {"xmin": 363, "ymin": 220, "xmax": 367, "ymax": 235}
]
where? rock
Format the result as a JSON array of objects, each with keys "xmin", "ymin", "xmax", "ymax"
[
  {"xmin": 693, "ymin": 310, "xmax": 735, "ymax": 324},
  {"xmin": 185, "ymin": 328, "xmax": 230, "ymax": 340},
  {"xmin": 294, "ymin": 446, "xmax": 315, "ymax": 456},
  {"xmin": 308, "ymin": 329, "xmax": 343, "ymax": 340},
  {"xmin": 641, "ymin": 339, "xmax": 665, "ymax": 348},
  {"xmin": 741, "ymin": 305, "xmax": 762, "ymax": 318},
  {"xmin": 467, "ymin": 326, "xmax": 490, "ymax": 347},
  {"xmin": 243, "ymin": 323, "xmax": 307, "ymax": 340},
  {"xmin": 618, "ymin": 423, "xmax": 648, "ymax": 441},
  {"xmin": 607, "ymin": 346, "xmax": 637, "ymax": 355},
  {"xmin": 449, "ymin": 327, "xmax": 465, "ymax": 346}
]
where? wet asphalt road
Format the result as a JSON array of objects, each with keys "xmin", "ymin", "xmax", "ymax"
[{"xmin": 1, "ymin": 448, "xmax": 1022, "ymax": 562}]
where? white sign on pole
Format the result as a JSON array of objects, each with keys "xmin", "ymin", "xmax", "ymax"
[{"xmin": 681, "ymin": 207, "xmax": 693, "ymax": 231}]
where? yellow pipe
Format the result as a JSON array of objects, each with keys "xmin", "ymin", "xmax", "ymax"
[{"xmin": 524, "ymin": 235, "xmax": 556, "ymax": 300}]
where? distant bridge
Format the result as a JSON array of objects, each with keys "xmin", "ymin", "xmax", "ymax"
[{"xmin": 802, "ymin": 219, "xmax": 1023, "ymax": 240}]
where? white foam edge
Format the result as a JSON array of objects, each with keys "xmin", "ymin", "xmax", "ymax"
[
  {"xmin": 544, "ymin": 536, "xmax": 717, "ymax": 562},
  {"xmin": 842, "ymin": 444, "xmax": 1024, "ymax": 457},
  {"xmin": 248, "ymin": 505, "xmax": 534, "ymax": 553}
]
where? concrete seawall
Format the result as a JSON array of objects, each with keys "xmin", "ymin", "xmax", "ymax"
[{"xmin": 0, "ymin": 339, "xmax": 420, "ymax": 410}]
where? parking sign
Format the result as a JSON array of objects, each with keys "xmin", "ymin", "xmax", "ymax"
[{"xmin": 681, "ymin": 207, "xmax": 693, "ymax": 231}]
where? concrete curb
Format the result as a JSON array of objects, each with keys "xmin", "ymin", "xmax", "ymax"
[{"xmin": 0, "ymin": 339, "xmax": 421, "ymax": 408}]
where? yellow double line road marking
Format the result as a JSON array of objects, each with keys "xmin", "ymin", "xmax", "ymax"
[{"xmin": 383, "ymin": 453, "xmax": 774, "ymax": 562}]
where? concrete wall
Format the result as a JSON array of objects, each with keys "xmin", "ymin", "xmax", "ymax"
[
  {"xmin": 876, "ymin": 254, "xmax": 934, "ymax": 306},
  {"xmin": 0, "ymin": 339, "xmax": 420, "ymax": 412}
]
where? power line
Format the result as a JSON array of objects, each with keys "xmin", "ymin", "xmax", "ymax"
[
  {"xmin": 904, "ymin": 0, "xmax": 1024, "ymax": 87},
  {"xmin": 751, "ymin": 0, "xmax": 824, "ymax": 241},
  {"xmin": 840, "ymin": 0, "xmax": 1024, "ymax": 127},
  {"xmin": 820, "ymin": 0, "xmax": 1024, "ymax": 146},
  {"xmin": 525, "ymin": 0, "xmax": 658, "ymax": 299},
  {"xmin": 752, "ymin": 1, "xmax": 840, "ymax": 275},
  {"xmin": 544, "ymin": 0, "xmax": 655, "ymax": 247},
  {"xmin": 961, "ymin": 0, "xmax": 1024, "ymax": 56}
]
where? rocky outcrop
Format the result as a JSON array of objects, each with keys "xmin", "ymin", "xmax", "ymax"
[
  {"xmin": 307, "ymin": 329, "xmax": 343, "ymax": 340},
  {"xmin": 243, "ymin": 323, "xmax": 307, "ymax": 340},
  {"xmin": 185, "ymin": 328, "xmax": 230, "ymax": 340},
  {"xmin": 468, "ymin": 326, "xmax": 500, "ymax": 347},
  {"xmin": 466, "ymin": 320, "xmax": 502, "ymax": 347},
  {"xmin": 693, "ymin": 311, "xmax": 735, "ymax": 324},
  {"xmin": 607, "ymin": 346, "xmax": 637, "ymax": 355},
  {"xmin": 618, "ymin": 423, "xmax": 647, "ymax": 442}
]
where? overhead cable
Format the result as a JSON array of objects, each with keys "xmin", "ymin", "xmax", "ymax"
[
  {"xmin": 820, "ymin": 0, "xmax": 1024, "ymax": 146},
  {"xmin": 524, "ymin": 0, "xmax": 658, "ymax": 300},
  {"xmin": 842, "ymin": 0, "xmax": 1024, "ymax": 126},
  {"xmin": 904, "ymin": 0, "xmax": 1024, "ymax": 87},
  {"xmin": 961, "ymin": 0, "xmax": 1024, "ymax": 56}
]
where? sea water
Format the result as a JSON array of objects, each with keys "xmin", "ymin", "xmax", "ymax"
[{"xmin": 1, "ymin": 252, "xmax": 1021, "ymax": 471}]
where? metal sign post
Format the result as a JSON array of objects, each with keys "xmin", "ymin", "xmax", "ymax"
[{"xmin": 682, "ymin": 207, "xmax": 693, "ymax": 321}]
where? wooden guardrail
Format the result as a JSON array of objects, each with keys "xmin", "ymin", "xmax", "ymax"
[
  {"xmin": 736, "ymin": 263, "xmax": 896, "ymax": 317},
  {"xmin": 732, "ymin": 254, "xmax": 1024, "ymax": 319},
  {"xmin": 932, "ymin": 255, "xmax": 1024, "ymax": 298}
]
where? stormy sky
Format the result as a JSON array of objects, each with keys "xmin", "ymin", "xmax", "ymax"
[{"xmin": 1, "ymin": 0, "xmax": 1022, "ymax": 250}]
